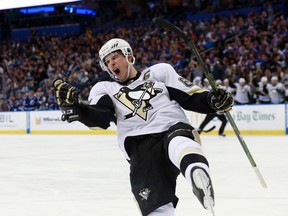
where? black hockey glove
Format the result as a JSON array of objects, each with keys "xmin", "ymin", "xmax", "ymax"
[
  {"xmin": 53, "ymin": 79, "xmax": 81, "ymax": 123},
  {"xmin": 207, "ymin": 88, "xmax": 234, "ymax": 113},
  {"xmin": 276, "ymin": 88, "xmax": 284, "ymax": 94}
]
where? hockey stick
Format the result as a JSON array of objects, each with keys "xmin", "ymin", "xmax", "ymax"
[
  {"xmin": 201, "ymin": 125, "xmax": 216, "ymax": 133},
  {"xmin": 153, "ymin": 17, "xmax": 267, "ymax": 188}
]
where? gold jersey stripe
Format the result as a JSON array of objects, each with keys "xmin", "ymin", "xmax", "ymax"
[
  {"xmin": 186, "ymin": 88, "xmax": 206, "ymax": 95},
  {"xmin": 177, "ymin": 147, "xmax": 204, "ymax": 166}
]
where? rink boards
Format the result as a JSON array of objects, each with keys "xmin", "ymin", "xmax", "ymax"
[
  {"xmin": 186, "ymin": 104, "xmax": 287, "ymax": 135},
  {"xmin": 0, "ymin": 104, "xmax": 287, "ymax": 135}
]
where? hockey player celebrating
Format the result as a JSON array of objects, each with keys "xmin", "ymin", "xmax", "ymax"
[
  {"xmin": 267, "ymin": 76, "xmax": 285, "ymax": 104},
  {"xmin": 53, "ymin": 38, "xmax": 234, "ymax": 216},
  {"xmin": 257, "ymin": 76, "xmax": 271, "ymax": 104}
]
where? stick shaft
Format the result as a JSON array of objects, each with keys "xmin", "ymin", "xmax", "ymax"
[
  {"xmin": 153, "ymin": 17, "xmax": 267, "ymax": 188},
  {"xmin": 226, "ymin": 112, "xmax": 267, "ymax": 188}
]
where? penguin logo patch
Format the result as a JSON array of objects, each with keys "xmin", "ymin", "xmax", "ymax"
[
  {"xmin": 139, "ymin": 188, "xmax": 151, "ymax": 201},
  {"xmin": 114, "ymin": 82, "xmax": 163, "ymax": 120}
]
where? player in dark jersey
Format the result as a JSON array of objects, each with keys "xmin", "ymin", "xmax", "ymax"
[
  {"xmin": 54, "ymin": 38, "xmax": 234, "ymax": 216},
  {"xmin": 198, "ymin": 113, "xmax": 228, "ymax": 137}
]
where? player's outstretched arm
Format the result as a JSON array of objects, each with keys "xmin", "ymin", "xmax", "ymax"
[{"xmin": 53, "ymin": 79, "xmax": 116, "ymax": 129}]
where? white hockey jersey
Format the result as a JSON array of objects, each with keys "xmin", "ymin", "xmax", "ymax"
[
  {"xmin": 88, "ymin": 63, "xmax": 213, "ymax": 159},
  {"xmin": 267, "ymin": 83, "xmax": 285, "ymax": 103},
  {"xmin": 234, "ymin": 83, "xmax": 251, "ymax": 104},
  {"xmin": 257, "ymin": 82, "xmax": 271, "ymax": 103}
]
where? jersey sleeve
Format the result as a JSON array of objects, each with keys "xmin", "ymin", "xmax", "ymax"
[
  {"xmin": 154, "ymin": 63, "xmax": 215, "ymax": 114},
  {"xmin": 76, "ymin": 82, "xmax": 116, "ymax": 129},
  {"xmin": 88, "ymin": 82, "xmax": 108, "ymax": 105}
]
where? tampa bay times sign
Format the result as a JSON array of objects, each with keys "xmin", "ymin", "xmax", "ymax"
[
  {"xmin": 232, "ymin": 110, "xmax": 276, "ymax": 123},
  {"xmin": 186, "ymin": 104, "xmax": 286, "ymax": 135}
]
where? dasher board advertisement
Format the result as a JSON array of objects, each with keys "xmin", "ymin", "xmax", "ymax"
[
  {"xmin": 185, "ymin": 104, "xmax": 286, "ymax": 135},
  {"xmin": 29, "ymin": 110, "xmax": 116, "ymax": 134},
  {"xmin": 0, "ymin": 111, "xmax": 26, "ymax": 134}
]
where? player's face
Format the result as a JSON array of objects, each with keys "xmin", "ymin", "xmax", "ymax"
[
  {"xmin": 104, "ymin": 51, "xmax": 132, "ymax": 82},
  {"xmin": 271, "ymin": 80, "xmax": 277, "ymax": 86}
]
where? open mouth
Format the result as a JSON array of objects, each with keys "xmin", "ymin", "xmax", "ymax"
[{"xmin": 113, "ymin": 68, "xmax": 120, "ymax": 75}]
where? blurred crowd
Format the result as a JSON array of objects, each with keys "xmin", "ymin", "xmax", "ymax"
[
  {"xmin": 0, "ymin": 1, "xmax": 287, "ymax": 111},
  {"xmin": 1, "ymin": 0, "xmax": 276, "ymax": 29}
]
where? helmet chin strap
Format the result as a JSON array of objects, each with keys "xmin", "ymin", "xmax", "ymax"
[{"xmin": 122, "ymin": 55, "xmax": 135, "ymax": 82}]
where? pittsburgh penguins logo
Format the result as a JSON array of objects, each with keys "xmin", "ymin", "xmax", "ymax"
[{"xmin": 114, "ymin": 82, "xmax": 163, "ymax": 120}]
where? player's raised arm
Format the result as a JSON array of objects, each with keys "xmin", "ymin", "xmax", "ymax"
[
  {"xmin": 154, "ymin": 63, "xmax": 233, "ymax": 114},
  {"xmin": 53, "ymin": 79, "xmax": 116, "ymax": 129}
]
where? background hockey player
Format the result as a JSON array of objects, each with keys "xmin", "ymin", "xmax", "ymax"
[
  {"xmin": 256, "ymin": 76, "xmax": 271, "ymax": 104},
  {"xmin": 232, "ymin": 77, "xmax": 252, "ymax": 104},
  {"xmin": 198, "ymin": 80, "xmax": 228, "ymax": 137},
  {"xmin": 198, "ymin": 112, "xmax": 228, "ymax": 137},
  {"xmin": 267, "ymin": 76, "xmax": 285, "ymax": 104},
  {"xmin": 53, "ymin": 38, "xmax": 234, "ymax": 216}
]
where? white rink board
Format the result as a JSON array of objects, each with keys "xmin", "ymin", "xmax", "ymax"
[
  {"xmin": 0, "ymin": 104, "xmax": 287, "ymax": 134},
  {"xmin": 0, "ymin": 111, "xmax": 26, "ymax": 133},
  {"xmin": 30, "ymin": 110, "xmax": 89, "ymax": 130},
  {"xmin": 185, "ymin": 104, "xmax": 286, "ymax": 134},
  {"xmin": 29, "ymin": 110, "xmax": 117, "ymax": 134}
]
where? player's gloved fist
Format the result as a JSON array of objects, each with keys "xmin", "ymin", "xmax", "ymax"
[
  {"xmin": 207, "ymin": 88, "xmax": 234, "ymax": 113},
  {"xmin": 53, "ymin": 79, "xmax": 79, "ymax": 105},
  {"xmin": 53, "ymin": 79, "xmax": 80, "ymax": 123}
]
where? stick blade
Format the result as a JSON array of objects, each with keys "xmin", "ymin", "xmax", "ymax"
[
  {"xmin": 253, "ymin": 166, "xmax": 268, "ymax": 188},
  {"xmin": 152, "ymin": 17, "xmax": 190, "ymax": 43}
]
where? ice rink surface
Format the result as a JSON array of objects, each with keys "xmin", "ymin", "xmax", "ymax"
[{"xmin": 0, "ymin": 134, "xmax": 287, "ymax": 216}]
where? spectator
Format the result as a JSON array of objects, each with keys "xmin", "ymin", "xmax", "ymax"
[
  {"xmin": 36, "ymin": 88, "xmax": 47, "ymax": 110},
  {"xmin": 46, "ymin": 88, "xmax": 58, "ymax": 110},
  {"xmin": 285, "ymin": 83, "xmax": 288, "ymax": 102},
  {"xmin": 0, "ymin": 1, "xmax": 287, "ymax": 108},
  {"xmin": 23, "ymin": 90, "xmax": 39, "ymax": 111},
  {"xmin": 11, "ymin": 91, "xmax": 25, "ymax": 111}
]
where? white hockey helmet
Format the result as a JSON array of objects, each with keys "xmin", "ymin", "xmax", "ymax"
[
  {"xmin": 271, "ymin": 76, "xmax": 278, "ymax": 82},
  {"xmin": 260, "ymin": 76, "xmax": 268, "ymax": 84},
  {"xmin": 99, "ymin": 38, "xmax": 134, "ymax": 80},
  {"xmin": 216, "ymin": 79, "xmax": 222, "ymax": 85},
  {"xmin": 239, "ymin": 78, "xmax": 246, "ymax": 84}
]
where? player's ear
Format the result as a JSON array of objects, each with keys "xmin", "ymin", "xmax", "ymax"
[
  {"xmin": 127, "ymin": 55, "xmax": 135, "ymax": 64},
  {"xmin": 127, "ymin": 55, "xmax": 133, "ymax": 62}
]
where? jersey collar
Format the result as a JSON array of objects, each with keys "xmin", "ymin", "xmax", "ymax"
[{"xmin": 118, "ymin": 71, "xmax": 141, "ymax": 85}]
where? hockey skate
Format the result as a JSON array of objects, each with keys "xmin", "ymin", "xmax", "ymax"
[
  {"xmin": 219, "ymin": 133, "xmax": 226, "ymax": 137},
  {"xmin": 191, "ymin": 166, "xmax": 215, "ymax": 216}
]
